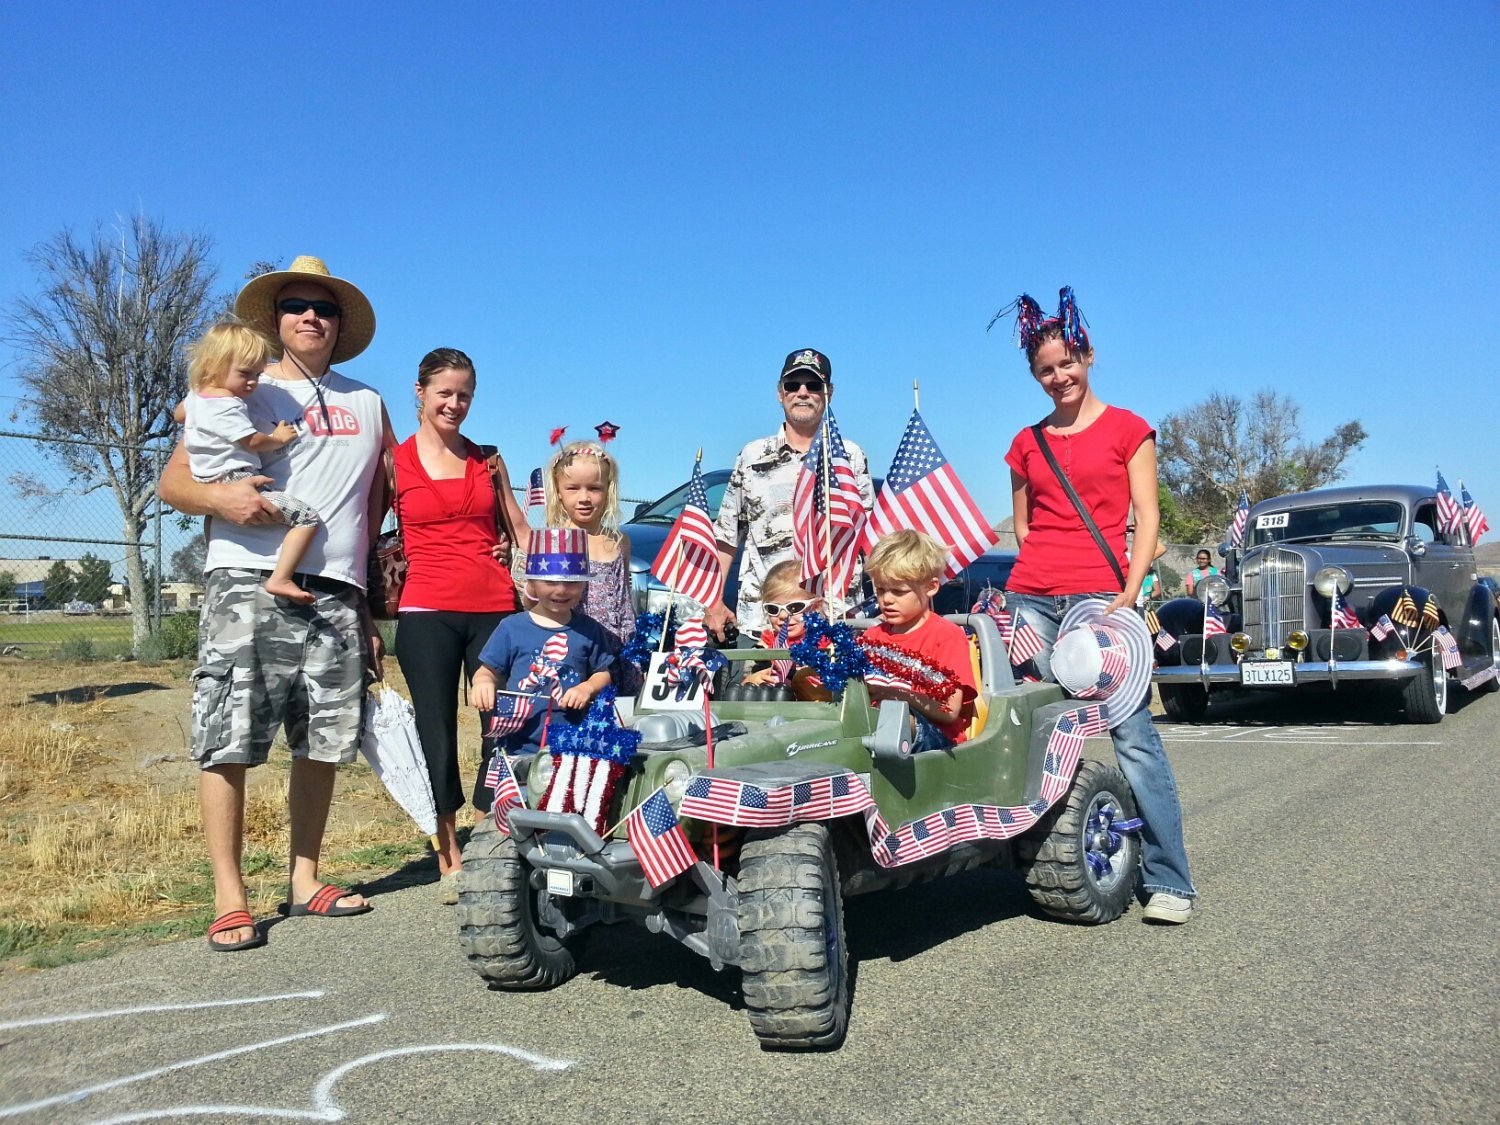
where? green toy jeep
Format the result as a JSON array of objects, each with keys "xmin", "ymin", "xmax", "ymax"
[{"xmin": 455, "ymin": 614, "xmax": 1141, "ymax": 1050}]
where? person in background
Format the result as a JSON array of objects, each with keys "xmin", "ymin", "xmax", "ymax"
[{"xmin": 1185, "ymin": 550, "xmax": 1219, "ymax": 595}]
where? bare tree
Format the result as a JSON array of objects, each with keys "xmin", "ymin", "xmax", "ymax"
[
  {"xmin": 170, "ymin": 536, "xmax": 208, "ymax": 583},
  {"xmin": 1158, "ymin": 390, "xmax": 1367, "ymax": 540},
  {"xmin": 4, "ymin": 215, "xmax": 220, "ymax": 646}
]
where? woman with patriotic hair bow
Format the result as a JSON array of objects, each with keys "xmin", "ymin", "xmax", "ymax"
[{"xmin": 994, "ymin": 287, "xmax": 1197, "ymax": 924}]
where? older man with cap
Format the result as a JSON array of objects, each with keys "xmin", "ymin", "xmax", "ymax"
[
  {"xmin": 159, "ymin": 256, "xmax": 392, "ymax": 950},
  {"xmin": 704, "ymin": 348, "xmax": 875, "ymax": 641}
]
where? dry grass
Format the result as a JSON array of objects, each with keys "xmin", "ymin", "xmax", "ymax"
[{"xmin": 0, "ymin": 660, "xmax": 473, "ymax": 969}]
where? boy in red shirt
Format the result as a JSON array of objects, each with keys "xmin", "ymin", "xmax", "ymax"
[{"xmin": 861, "ymin": 530, "xmax": 977, "ymax": 750}]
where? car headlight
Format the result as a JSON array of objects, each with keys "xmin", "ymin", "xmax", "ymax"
[
  {"xmin": 1313, "ymin": 566, "xmax": 1353, "ymax": 597},
  {"xmin": 663, "ymin": 759, "xmax": 695, "ymax": 802},
  {"xmin": 1198, "ymin": 575, "xmax": 1230, "ymax": 607},
  {"xmin": 1230, "ymin": 632, "xmax": 1251, "ymax": 653},
  {"xmin": 529, "ymin": 751, "xmax": 555, "ymax": 794},
  {"xmin": 1286, "ymin": 630, "xmax": 1309, "ymax": 651}
]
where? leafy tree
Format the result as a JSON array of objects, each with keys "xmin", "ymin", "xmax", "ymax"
[
  {"xmin": 170, "ymin": 536, "xmax": 207, "ymax": 583},
  {"xmin": 1157, "ymin": 390, "xmax": 1367, "ymax": 541},
  {"xmin": 44, "ymin": 560, "xmax": 76, "ymax": 607},
  {"xmin": 1156, "ymin": 484, "xmax": 1199, "ymax": 545},
  {"xmin": 74, "ymin": 552, "xmax": 112, "ymax": 604},
  {"xmin": 0, "ymin": 572, "xmax": 16, "ymax": 601},
  {"xmin": 4, "ymin": 215, "xmax": 221, "ymax": 645}
]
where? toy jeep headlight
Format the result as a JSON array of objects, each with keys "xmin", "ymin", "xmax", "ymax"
[
  {"xmin": 1313, "ymin": 566, "xmax": 1353, "ymax": 597},
  {"xmin": 1198, "ymin": 575, "xmax": 1230, "ymax": 607},
  {"xmin": 663, "ymin": 759, "xmax": 695, "ymax": 802},
  {"xmin": 530, "ymin": 750, "xmax": 555, "ymax": 793}
]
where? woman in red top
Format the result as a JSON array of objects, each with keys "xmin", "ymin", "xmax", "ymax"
[
  {"xmin": 392, "ymin": 348, "xmax": 526, "ymax": 900},
  {"xmin": 1000, "ymin": 288, "xmax": 1196, "ymax": 924}
]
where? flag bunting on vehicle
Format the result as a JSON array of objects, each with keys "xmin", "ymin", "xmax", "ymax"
[{"xmin": 673, "ymin": 704, "xmax": 1110, "ymax": 870}]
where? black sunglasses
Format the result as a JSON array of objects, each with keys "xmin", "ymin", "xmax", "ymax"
[
  {"xmin": 764, "ymin": 599, "xmax": 815, "ymax": 617},
  {"xmin": 780, "ymin": 377, "xmax": 826, "ymax": 394},
  {"xmin": 278, "ymin": 298, "xmax": 342, "ymax": 319}
]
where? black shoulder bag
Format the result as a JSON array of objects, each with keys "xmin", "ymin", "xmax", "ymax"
[{"xmin": 1030, "ymin": 423, "xmax": 1128, "ymax": 590}]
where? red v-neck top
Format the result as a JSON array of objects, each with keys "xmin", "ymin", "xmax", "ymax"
[{"xmin": 393, "ymin": 436, "xmax": 517, "ymax": 613}]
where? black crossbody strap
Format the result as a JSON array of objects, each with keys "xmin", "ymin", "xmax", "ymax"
[{"xmin": 1030, "ymin": 423, "xmax": 1127, "ymax": 589}]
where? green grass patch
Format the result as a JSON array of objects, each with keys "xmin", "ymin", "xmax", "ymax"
[
  {"xmin": 337, "ymin": 840, "xmax": 428, "ymax": 868},
  {"xmin": 0, "ymin": 919, "xmax": 51, "ymax": 959}
]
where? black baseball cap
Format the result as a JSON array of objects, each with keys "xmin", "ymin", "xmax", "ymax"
[{"xmin": 780, "ymin": 348, "xmax": 832, "ymax": 383}]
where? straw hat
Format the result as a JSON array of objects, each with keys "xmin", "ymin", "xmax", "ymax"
[
  {"xmin": 1051, "ymin": 599, "xmax": 1153, "ymax": 728},
  {"xmin": 234, "ymin": 255, "xmax": 376, "ymax": 365}
]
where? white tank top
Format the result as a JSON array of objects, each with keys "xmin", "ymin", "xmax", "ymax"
[{"xmin": 205, "ymin": 363, "xmax": 384, "ymax": 589}]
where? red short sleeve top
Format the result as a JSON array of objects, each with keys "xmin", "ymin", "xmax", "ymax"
[{"xmin": 1003, "ymin": 406, "xmax": 1154, "ymax": 596}]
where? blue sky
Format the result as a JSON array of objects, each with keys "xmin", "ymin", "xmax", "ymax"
[{"xmin": 1, "ymin": 1, "xmax": 1496, "ymax": 552}]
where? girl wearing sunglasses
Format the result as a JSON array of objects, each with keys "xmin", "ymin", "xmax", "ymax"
[{"xmin": 742, "ymin": 560, "xmax": 823, "ymax": 685}]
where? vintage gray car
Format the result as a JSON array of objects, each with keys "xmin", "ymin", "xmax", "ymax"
[{"xmin": 1152, "ymin": 484, "xmax": 1500, "ymax": 724}]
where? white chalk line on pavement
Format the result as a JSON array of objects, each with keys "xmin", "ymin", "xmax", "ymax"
[
  {"xmin": 84, "ymin": 1043, "xmax": 578, "ymax": 1124},
  {"xmin": 0, "ymin": 990, "xmax": 326, "ymax": 1031},
  {"xmin": 0, "ymin": 1013, "xmax": 386, "ymax": 1119}
]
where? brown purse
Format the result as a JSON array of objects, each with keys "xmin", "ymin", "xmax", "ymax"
[
  {"xmin": 367, "ymin": 449, "xmax": 407, "ymax": 619},
  {"xmin": 480, "ymin": 445, "xmax": 529, "ymax": 598}
]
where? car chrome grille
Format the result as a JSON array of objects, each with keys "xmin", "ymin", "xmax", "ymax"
[{"xmin": 1241, "ymin": 548, "xmax": 1306, "ymax": 648}]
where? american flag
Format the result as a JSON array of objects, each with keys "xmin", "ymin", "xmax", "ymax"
[
  {"xmin": 486, "ymin": 692, "xmax": 539, "ymax": 738},
  {"xmin": 1155, "ymin": 630, "xmax": 1176, "ymax": 652},
  {"xmin": 625, "ymin": 788, "xmax": 696, "ymax": 888},
  {"xmin": 1435, "ymin": 470, "xmax": 1463, "ymax": 537},
  {"xmin": 859, "ymin": 410, "xmax": 997, "ymax": 580},
  {"xmin": 1202, "ymin": 603, "xmax": 1227, "ymax": 637},
  {"xmin": 770, "ymin": 619, "xmax": 794, "ymax": 686},
  {"xmin": 972, "ymin": 588, "xmax": 1015, "ymax": 647},
  {"xmin": 651, "ymin": 460, "xmax": 724, "ymax": 607},
  {"xmin": 1332, "ymin": 588, "xmax": 1360, "ymax": 630},
  {"xmin": 792, "ymin": 410, "xmax": 865, "ymax": 600},
  {"xmin": 1009, "ymin": 618, "xmax": 1044, "ymax": 665},
  {"xmin": 482, "ymin": 751, "xmax": 526, "ymax": 833},
  {"xmin": 678, "ymin": 775, "xmax": 794, "ymax": 826},
  {"xmin": 1229, "ymin": 492, "xmax": 1250, "ymax": 549},
  {"xmin": 1369, "ymin": 614, "xmax": 1394, "ymax": 641},
  {"xmin": 524, "ymin": 467, "xmax": 545, "ymax": 512},
  {"xmin": 1461, "ymin": 481, "xmax": 1489, "ymax": 543},
  {"xmin": 1433, "ymin": 626, "xmax": 1462, "ymax": 670}
]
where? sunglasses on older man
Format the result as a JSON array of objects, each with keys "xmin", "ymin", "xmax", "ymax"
[
  {"xmin": 278, "ymin": 298, "xmax": 342, "ymax": 319},
  {"xmin": 780, "ymin": 377, "xmax": 826, "ymax": 395},
  {"xmin": 764, "ymin": 599, "xmax": 816, "ymax": 617}
]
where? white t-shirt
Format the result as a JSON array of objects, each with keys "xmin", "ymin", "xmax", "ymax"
[
  {"xmin": 185, "ymin": 393, "xmax": 261, "ymax": 482},
  {"xmin": 204, "ymin": 364, "xmax": 384, "ymax": 588}
]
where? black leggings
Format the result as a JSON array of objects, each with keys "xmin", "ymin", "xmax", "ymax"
[{"xmin": 394, "ymin": 610, "xmax": 509, "ymax": 816}]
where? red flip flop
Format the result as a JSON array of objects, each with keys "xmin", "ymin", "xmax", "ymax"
[
  {"xmin": 285, "ymin": 884, "xmax": 372, "ymax": 918},
  {"xmin": 207, "ymin": 910, "xmax": 265, "ymax": 952}
]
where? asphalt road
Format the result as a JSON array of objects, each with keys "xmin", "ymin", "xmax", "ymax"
[{"xmin": 2, "ymin": 686, "xmax": 1497, "ymax": 1124}]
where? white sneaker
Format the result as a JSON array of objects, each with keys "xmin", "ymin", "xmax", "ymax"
[{"xmin": 1142, "ymin": 892, "xmax": 1193, "ymax": 924}]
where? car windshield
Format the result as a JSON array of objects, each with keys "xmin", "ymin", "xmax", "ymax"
[
  {"xmin": 1248, "ymin": 500, "xmax": 1406, "ymax": 545},
  {"xmin": 629, "ymin": 474, "xmax": 730, "ymax": 525}
]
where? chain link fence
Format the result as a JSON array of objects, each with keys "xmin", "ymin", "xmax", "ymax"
[{"xmin": 0, "ymin": 431, "xmax": 201, "ymax": 660}]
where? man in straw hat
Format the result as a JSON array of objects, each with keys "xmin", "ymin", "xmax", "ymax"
[{"xmin": 159, "ymin": 256, "xmax": 391, "ymax": 949}]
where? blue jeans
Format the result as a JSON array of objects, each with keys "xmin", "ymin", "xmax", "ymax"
[{"xmin": 1007, "ymin": 592, "xmax": 1197, "ymax": 899}]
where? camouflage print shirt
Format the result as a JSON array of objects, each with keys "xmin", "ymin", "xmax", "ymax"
[{"xmin": 713, "ymin": 424, "xmax": 874, "ymax": 634}]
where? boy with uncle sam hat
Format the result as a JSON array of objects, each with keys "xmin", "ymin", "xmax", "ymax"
[{"xmin": 470, "ymin": 529, "xmax": 618, "ymax": 777}]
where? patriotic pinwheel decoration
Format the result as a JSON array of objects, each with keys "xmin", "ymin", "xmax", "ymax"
[
  {"xmin": 537, "ymin": 688, "xmax": 643, "ymax": 835},
  {"xmin": 662, "ymin": 615, "xmax": 727, "ymax": 699}
]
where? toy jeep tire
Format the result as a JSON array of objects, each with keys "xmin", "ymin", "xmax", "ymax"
[
  {"xmin": 736, "ymin": 822, "xmax": 850, "ymax": 1050},
  {"xmin": 1017, "ymin": 760, "xmax": 1140, "ymax": 925},
  {"xmin": 1159, "ymin": 682, "xmax": 1209, "ymax": 723},
  {"xmin": 1399, "ymin": 649, "xmax": 1447, "ymax": 724},
  {"xmin": 456, "ymin": 817, "xmax": 583, "ymax": 989}
]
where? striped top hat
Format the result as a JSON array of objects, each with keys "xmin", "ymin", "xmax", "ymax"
[
  {"xmin": 524, "ymin": 528, "xmax": 592, "ymax": 582},
  {"xmin": 1051, "ymin": 599, "xmax": 1152, "ymax": 728}
]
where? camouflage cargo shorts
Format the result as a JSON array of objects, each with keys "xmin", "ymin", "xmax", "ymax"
[{"xmin": 190, "ymin": 568, "xmax": 367, "ymax": 768}]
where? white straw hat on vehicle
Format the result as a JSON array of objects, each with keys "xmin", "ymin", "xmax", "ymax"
[{"xmin": 234, "ymin": 255, "xmax": 376, "ymax": 364}]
